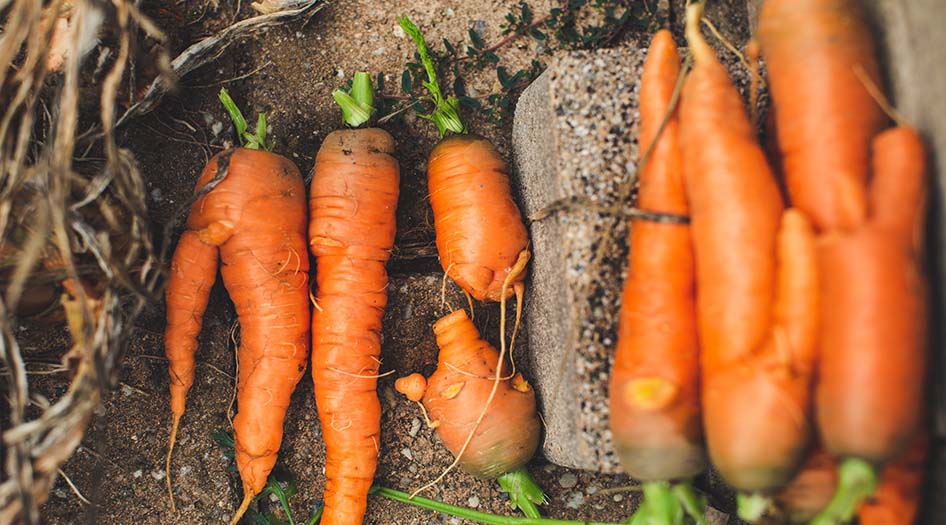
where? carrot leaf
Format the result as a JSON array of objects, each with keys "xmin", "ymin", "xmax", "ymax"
[
  {"xmin": 397, "ymin": 15, "xmax": 466, "ymax": 137},
  {"xmin": 498, "ymin": 467, "xmax": 547, "ymax": 519},
  {"xmin": 333, "ymin": 71, "xmax": 376, "ymax": 128},
  {"xmin": 627, "ymin": 481, "xmax": 706, "ymax": 525},
  {"xmin": 218, "ymin": 87, "xmax": 274, "ymax": 152}
]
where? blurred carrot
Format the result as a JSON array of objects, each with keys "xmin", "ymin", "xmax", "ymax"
[
  {"xmin": 680, "ymin": 4, "xmax": 818, "ymax": 518},
  {"xmin": 608, "ymin": 28, "xmax": 705, "ymax": 525}
]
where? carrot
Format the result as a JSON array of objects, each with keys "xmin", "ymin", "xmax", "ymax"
[
  {"xmin": 756, "ymin": 0, "xmax": 887, "ymax": 232},
  {"xmin": 680, "ymin": 3, "xmax": 819, "ymax": 518},
  {"xmin": 809, "ymin": 126, "xmax": 928, "ymax": 525},
  {"xmin": 309, "ymin": 72, "xmax": 400, "ymax": 525},
  {"xmin": 398, "ymin": 16, "xmax": 530, "ymax": 325},
  {"xmin": 607, "ymin": 29, "xmax": 705, "ymax": 525},
  {"xmin": 395, "ymin": 309, "xmax": 545, "ymax": 518},
  {"xmin": 775, "ymin": 445, "xmax": 839, "ymax": 523},
  {"xmin": 164, "ymin": 89, "xmax": 310, "ymax": 524}
]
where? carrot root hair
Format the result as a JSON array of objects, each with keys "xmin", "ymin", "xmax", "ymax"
[
  {"xmin": 229, "ymin": 489, "xmax": 255, "ymax": 525},
  {"xmin": 166, "ymin": 414, "xmax": 181, "ymax": 513}
]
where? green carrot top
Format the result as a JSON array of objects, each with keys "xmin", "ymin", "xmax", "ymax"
[
  {"xmin": 397, "ymin": 15, "xmax": 466, "ymax": 137},
  {"xmin": 334, "ymin": 71, "xmax": 377, "ymax": 128},
  {"xmin": 218, "ymin": 87, "xmax": 274, "ymax": 151}
]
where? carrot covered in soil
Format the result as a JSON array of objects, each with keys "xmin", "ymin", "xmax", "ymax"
[
  {"xmin": 309, "ymin": 72, "xmax": 400, "ymax": 525},
  {"xmin": 756, "ymin": 0, "xmax": 887, "ymax": 232},
  {"xmin": 808, "ymin": 126, "xmax": 928, "ymax": 525},
  {"xmin": 607, "ymin": 29, "xmax": 706, "ymax": 525},
  {"xmin": 397, "ymin": 15, "xmax": 530, "ymax": 326},
  {"xmin": 680, "ymin": 3, "xmax": 819, "ymax": 519},
  {"xmin": 395, "ymin": 309, "xmax": 545, "ymax": 517},
  {"xmin": 164, "ymin": 89, "xmax": 310, "ymax": 523}
]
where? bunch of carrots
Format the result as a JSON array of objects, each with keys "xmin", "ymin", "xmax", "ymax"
[
  {"xmin": 158, "ymin": 1, "xmax": 930, "ymax": 524},
  {"xmin": 609, "ymin": 1, "xmax": 929, "ymax": 524}
]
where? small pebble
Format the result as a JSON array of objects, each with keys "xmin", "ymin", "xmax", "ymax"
[
  {"xmin": 565, "ymin": 491, "xmax": 585, "ymax": 509},
  {"xmin": 133, "ymin": 469, "xmax": 143, "ymax": 478},
  {"xmin": 150, "ymin": 469, "xmax": 166, "ymax": 481},
  {"xmin": 585, "ymin": 485, "xmax": 599, "ymax": 494},
  {"xmin": 400, "ymin": 447, "xmax": 413, "ymax": 460},
  {"xmin": 446, "ymin": 7, "xmax": 455, "ymax": 17},
  {"xmin": 211, "ymin": 121, "xmax": 223, "ymax": 137},
  {"xmin": 409, "ymin": 417, "xmax": 421, "ymax": 437},
  {"xmin": 613, "ymin": 494, "xmax": 624, "ymax": 502},
  {"xmin": 372, "ymin": 46, "xmax": 386, "ymax": 56},
  {"xmin": 558, "ymin": 472, "xmax": 578, "ymax": 488},
  {"xmin": 393, "ymin": 24, "xmax": 405, "ymax": 38},
  {"xmin": 468, "ymin": 495, "xmax": 480, "ymax": 508}
]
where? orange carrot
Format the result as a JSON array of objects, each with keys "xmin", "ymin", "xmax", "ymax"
[
  {"xmin": 680, "ymin": 3, "xmax": 818, "ymax": 516},
  {"xmin": 309, "ymin": 73, "xmax": 400, "ymax": 525},
  {"xmin": 810, "ymin": 126, "xmax": 928, "ymax": 525},
  {"xmin": 608, "ymin": 29, "xmax": 705, "ymax": 524},
  {"xmin": 775, "ymin": 445, "xmax": 839, "ymax": 523},
  {"xmin": 165, "ymin": 89, "xmax": 310, "ymax": 524},
  {"xmin": 398, "ymin": 16, "xmax": 530, "ymax": 310},
  {"xmin": 395, "ymin": 309, "xmax": 545, "ymax": 517},
  {"xmin": 756, "ymin": 0, "xmax": 887, "ymax": 232}
]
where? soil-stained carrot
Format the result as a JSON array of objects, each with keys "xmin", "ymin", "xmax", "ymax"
[
  {"xmin": 164, "ymin": 89, "xmax": 309, "ymax": 524},
  {"xmin": 309, "ymin": 72, "xmax": 400, "ymax": 525},
  {"xmin": 398, "ymin": 16, "xmax": 530, "ymax": 309},
  {"xmin": 680, "ymin": 4, "xmax": 818, "ymax": 517},
  {"xmin": 756, "ymin": 0, "xmax": 887, "ymax": 232},
  {"xmin": 395, "ymin": 309, "xmax": 545, "ymax": 518},
  {"xmin": 608, "ymin": 29, "xmax": 705, "ymax": 525},
  {"xmin": 810, "ymin": 126, "xmax": 928, "ymax": 525}
]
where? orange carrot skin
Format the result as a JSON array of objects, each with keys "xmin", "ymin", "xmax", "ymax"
[
  {"xmin": 609, "ymin": 29, "xmax": 704, "ymax": 482},
  {"xmin": 166, "ymin": 148, "xmax": 310, "ymax": 498},
  {"xmin": 424, "ymin": 309, "xmax": 540, "ymax": 479},
  {"xmin": 858, "ymin": 431, "xmax": 928, "ymax": 525},
  {"xmin": 775, "ymin": 445, "xmax": 838, "ymax": 523},
  {"xmin": 681, "ymin": 14, "xmax": 819, "ymax": 492},
  {"xmin": 428, "ymin": 135, "xmax": 529, "ymax": 301},
  {"xmin": 757, "ymin": 0, "xmax": 887, "ymax": 232},
  {"xmin": 310, "ymin": 128, "xmax": 399, "ymax": 525},
  {"xmin": 816, "ymin": 127, "xmax": 928, "ymax": 464}
]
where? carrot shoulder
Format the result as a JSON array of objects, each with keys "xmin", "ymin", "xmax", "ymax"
[
  {"xmin": 756, "ymin": 0, "xmax": 886, "ymax": 232},
  {"xmin": 680, "ymin": 2, "xmax": 818, "ymax": 504},
  {"xmin": 310, "ymin": 73, "xmax": 400, "ymax": 525}
]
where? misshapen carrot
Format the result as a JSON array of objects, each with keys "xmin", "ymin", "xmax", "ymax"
[
  {"xmin": 608, "ymin": 29, "xmax": 705, "ymax": 524},
  {"xmin": 309, "ymin": 73, "xmax": 400, "ymax": 525},
  {"xmin": 810, "ymin": 126, "xmax": 928, "ymax": 525},
  {"xmin": 756, "ymin": 0, "xmax": 887, "ymax": 232},
  {"xmin": 165, "ymin": 90, "xmax": 310, "ymax": 523},
  {"xmin": 398, "ymin": 16, "xmax": 529, "ymax": 308},
  {"xmin": 396, "ymin": 309, "xmax": 545, "ymax": 517},
  {"xmin": 680, "ymin": 3, "xmax": 818, "ymax": 512}
]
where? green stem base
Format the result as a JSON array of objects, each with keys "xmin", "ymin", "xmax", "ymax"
[
  {"xmin": 810, "ymin": 457, "xmax": 878, "ymax": 525},
  {"xmin": 498, "ymin": 468, "xmax": 547, "ymax": 518},
  {"xmin": 628, "ymin": 481, "xmax": 706, "ymax": 525},
  {"xmin": 736, "ymin": 492, "xmax": 770, "ymax": 523}
]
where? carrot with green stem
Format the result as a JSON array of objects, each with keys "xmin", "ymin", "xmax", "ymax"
[
  {"xmin": 164, "ymin": 88, "xmax": 310, "ymax": 524},
  {"xmin": 608, "ymin": 28, "xmax": 706, "ymax": 525},
  {"xmin": 680, "ymin": 3, "xmax": 819, "ymax": 520},
  {"xmin": 309, "ymin": 71, "xmax": 400, "ymax": 525},
  {"xmin": 808, "ymin": 125, "xmax": 928, "ymax": 525},
  {"xmin": 395, "ymin": 309, "xmax": 544, "ymax": 518},
  {"xmin": 397, "ymin": 15, "xmax": 530, "ymax": 351}
]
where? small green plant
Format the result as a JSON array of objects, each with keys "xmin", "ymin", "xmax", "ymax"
[
  {"xmin": 212, "ymin": 431, "xmax": 322, "ymax": 525},
  {"xmin": 377, "ymin": 1, "xmax": 661, "ymax": 126}
]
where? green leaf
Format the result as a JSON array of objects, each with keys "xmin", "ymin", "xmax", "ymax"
[
  {"xmin": 529, "ymin": 27, "xmax": 546, "ymax": 40},
  {"xmin": 468, "ymin": 27, "xmax": 485, "ymax": 49},
  {"xmin": 457, "ymin": 96, "xmax": 481, "ymax": 109},
  {"xmin": 483, "ymin": 50, "xmax": 499, "ymax": 63},
  {"xmin": 497, "ymin": 66, "xmax": 510, "ymax": 87},
  {"xmin": 376, "ymin": 72, "xmax": 385, "ymax": 93},
  {"xmin": 521, "ymin": 2, "xmax": 533, "ymax": 25},
  {"xmin": 218, "ymin": 88, "xmax": 248, "ymax": 141},
  {"xmin": 442, "ymin": 38, "xmax": 456, "ymax": 56},
  {"xmin": 453, "ymin": 74, "xmax": 466, "ymax": 97},
  {"xmin": 400, "ymin": 69, "xmax": 412, "ymax": 93}
]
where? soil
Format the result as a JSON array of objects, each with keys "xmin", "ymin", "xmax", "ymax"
[{"xmin": 31, "ymin": 1, "xmax": 654, "ymax": 524}]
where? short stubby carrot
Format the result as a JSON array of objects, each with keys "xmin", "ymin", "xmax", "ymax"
[
  {"xmin": 309, "ymin": 73, "xmax": 400, "ymax": 525},
  {"xmin": 680, "ymin": 2, "xmax": 819, "ymax": 508},
  {"xmin": 608, "ymin": 29, "xmax": 705, "ymax": 525},
  {"xmin": 756, "ymin": 0, "xmax": 887, "ymax": 232},
  {"xmin": 396, "ymin": 309, "xmax": 545, "ymax": 517},
  {"xmin": 165, "ymin": 90, "xmax": 309, "ymax": 523}
]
